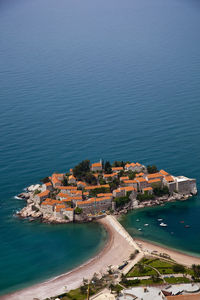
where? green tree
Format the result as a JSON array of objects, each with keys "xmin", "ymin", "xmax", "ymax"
[
  {"xmin": 62, "ymin": 176, "xmax": 68, "ymax": 186},
  {"xmin": 99, "ymin": 176, "xmax": 106, "ymax": 185},
  {"xmin": 192, "ymin": 264, "xmax": 200, "ymax": 277},
  {"xmin": 40, "ymin": 176, "xmax": 50, "ymax": 184},
  {"xmin": 172, "ymin": 264, "xmax": 185, "ymax": 273},
  {"xmin": 84, "ymin": 172, "xmax": 97, "ymax": 185},
  {"xmin": 75, "ymin": 207, "xmax": 83, "ymax": 214},
  {"xmin": 147, "ymin": 165, "xmax": 158, "ymax": 174},
  {"xmin": 115, "ymin": 196, "xmax": 130, "ymax": 208},
  {"xmin": 137, "ymin": 192, "xmax": 154, "ymax": 201},
  {"xmin": 153, "ymin": 186, "xmax": 169, "ymax": 196},
  {"xmin": 73, "ymin": 160, "xmax": 90, "ymax": 179},
  {"xmin": 109, "ymin": 178, "xmax": 120, "ymax": 191},
  {"xmin": 104, "ymin": 161, "xmax": 112, "ymax": 174},
  {"xmin": 128, "ymin": 171, "xmax": 137, "ymax": 180},
  {"xmin": 112, "ymin": 161, "xmax": 125, "ymax": 167},
  {"xmin": 151, "ymin": 273, "xmax": 160, "ymax": 283}
]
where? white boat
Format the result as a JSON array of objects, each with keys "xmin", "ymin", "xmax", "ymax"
[
  {"xmin": 144, "ymin": 223, "xmax": 149, "ymax": 226},
  {"xmin": 136, "ymin": 219, "xmax": 140, "ymax": 222},
  {"xmin": 158, "ymin": 218, "xmax": 163, "ymax": 221},
  {"xmin": 160, "ymin": 222, "xmax": 167, "ymax": 227},
  {"xmin": 138, "ymin": 228, "xmax": 142, "ymax": 231}
]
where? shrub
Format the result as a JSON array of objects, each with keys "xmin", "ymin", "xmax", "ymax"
[
  {"xmin": 34, "ymin": 189, "xmax": 41, "ymax": 195},
  {"xmin": 73, "ymin": 160, "xmax": 90, "ymax": 180},
  {"xmin": 75, "ymin": 207, "xmax": 83, "ymax": 214},
  {"xmin": 153, "ymin": 186, "xmax": 169, "ymax": 197},
  {"xmin": 104, "ymin": 161, "xmax": 112, "ymax": 174},
  {"xmin": 40, "ymin": 176, "xmax": 50, "ymax": 184},
  {"xmin": 147, "ymin": 165, "xmax": 158, "ymax": 174},
  {"xmin": 172, "ymin": 264, "xmax": 185, "ymax": 273},
  {"xmin": 115, "ymin": 196, "xmax": 130, "ymax": 208},
  {"xmin": 137, "ymin": 193, "xmax": 154, "ymax": 201}
]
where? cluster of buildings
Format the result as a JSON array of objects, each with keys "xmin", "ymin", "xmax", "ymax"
[
  {"xmin": 117, "ymin": 284, "xmax": 200, "ymax": 300},
  {"xmin": 31, "ymin": 161, "xmax": 197, "ymax": 222}
]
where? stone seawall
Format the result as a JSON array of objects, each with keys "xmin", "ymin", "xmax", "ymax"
[{"xmin": 106, "ymin": 215, "xmax": 141, "ymax": 252}]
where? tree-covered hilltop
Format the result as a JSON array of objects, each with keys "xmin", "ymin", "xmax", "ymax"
[{"xmin": 73, "ymin": 160, "xmax": 97, "ymax": 184}]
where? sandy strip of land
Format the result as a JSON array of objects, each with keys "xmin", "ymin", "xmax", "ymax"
[
  {"xmin": 0, "ymin": 216, "xmax": 136, "ymax": 300},
  {"xmin": 135, "ymin": 238, "xmax": 200, "ymax": 266}
]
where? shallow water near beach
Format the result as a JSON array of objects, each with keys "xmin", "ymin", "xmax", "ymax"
[{"xmin": 1, "ymin": 0, "xmax": 200, "ymax": 295}]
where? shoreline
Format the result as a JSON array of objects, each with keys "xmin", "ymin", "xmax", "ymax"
[
  {"xmin": 0, "ymin": 216, "xmax": 136, "ymax": 300},
  {"xmin": 135, "ymin": 238, "xmax": 200, "ymax": 266},
  {"xmin": 2, "ymin": 217, "xmax": 200, "ymax": 300}
]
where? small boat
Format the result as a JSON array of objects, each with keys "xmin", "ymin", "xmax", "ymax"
[
  {"xmin": 136, "ymin": 219, "xmax": 140, "ymax": 222},
  {"xmin": 184, "ymin": 225, "xmax": 190, "ymax": 228},
  {"xmin": 144, "ymin": 223, "xmax": 149, "ymax": 226},
  {"xmin": 158, "ymin": 218, "xmax": 163, "ymax": 221},
  {"xmin": 160, "ymin": 222, "xmax": 167, "ymax": 227},
  {"xmin": 138, "ymin": 228, "xmax": 142, "ymax": 231}
]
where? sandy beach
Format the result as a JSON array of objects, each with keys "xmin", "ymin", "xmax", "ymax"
[
  {"xmin": 2, "ymin": 216, "xmax": 200, "ymax": 300},
  {"xmin": 0, "ymin": 216, "xmax": 136, "ymax": 300},
  {"xmin": 136, "ymin": 238, "xmax": 200, "ymax": 266}
]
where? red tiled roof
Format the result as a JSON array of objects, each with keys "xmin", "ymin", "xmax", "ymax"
[
  {"xmin": 112, "ymin": 167, "xmax": 123, "ymax": 171},
  {"xmin": 37, "ymin": 190, "xmax": 50, "ymax": 198},
  {"xmin": 91, "ymin": 162, "xmax": 102, "ymax": 168},
  {"xmin": 123, "ymin": 180, "xmax": 137, "ymax": 184},
  {"xmin": 120, "ymin": 176, "xmax": 129, "ymax": 181},
  {"xmin": 120, "ymin": 186, "xmax": 136, "ymax": 192},
  {"xmin": 160, "ymin": 169, "xmax": 169, "ymax": 176},
  {"xmin": 147, "ymin": 173, "xmax": 163, "ymax": 179},
  {"xmin": 85, "ymin": 184, "xmax": 109, "ymax": 190},
  {"xmin": 57, "ymin": 186, "xmax": 77, "ymax": 190},
  {"xmin": 165, "ymin": 175, "xmax": 174, "ymax": 182},
  {"xmin": 148, "ymin": 179, "xmax": 161, "ymax": 183},
  {"xmin": 143, "ymin": 187, "xmax": 153, "ymax": 191}
]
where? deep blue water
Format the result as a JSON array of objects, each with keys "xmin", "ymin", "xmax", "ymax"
[{"xmin": 1, "ymin": 0, "xmax": 200, "ymax": 295}]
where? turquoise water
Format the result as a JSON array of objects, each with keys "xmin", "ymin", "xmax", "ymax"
[
  {"xmin": 1, "ymin": 0, "xmax": 200, "ymax": 295},
  {"xmin": 120, "ymin": 198, "xmax": 200, "ymax": 257}
]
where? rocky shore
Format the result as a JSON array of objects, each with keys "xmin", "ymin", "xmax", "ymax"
[
  {"xmin": 113, "ymin": 192, "xmax": 193, "ymax": 216},
  {"xmin": 15, "ymin": 160, "xmax": 197, "ymax": 224},
  {"xmin": 16, "ymin": 188, "xmax": 193, "ymax": 223}
]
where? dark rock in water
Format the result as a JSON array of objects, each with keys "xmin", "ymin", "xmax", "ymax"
[{"xmin": 18, "ymin": 193, "xmax": 29, "ymax": 199}]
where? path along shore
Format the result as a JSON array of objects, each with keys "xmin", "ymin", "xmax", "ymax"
[
  {"xmin": 1, "ymin": 216, "xmax": 200, "ymax": 300},
  {"xmin": 136, "ymin": 238, "xmax": 200, "ymax": 267}
]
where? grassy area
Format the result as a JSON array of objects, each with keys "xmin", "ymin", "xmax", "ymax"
[
  {"xmin": 110, "ymin": 284, "xmax": 124, "ymax": 294},
  {"xmin": 165, "ymin": 277, "xmax": 191, "ymax": 284},
  {"xmin": 127, "ymin": 265, "xmax": 157, "ymax": 277},
  {"xmin": 142, "ymin": 258, "xmax": 185, "ymax": 275},
  {"xmin": 121, "ymin": 278, "xmax": 164, "ymax": 287},
  {"xmin": 140, "ymin": 278, "xmax": 163, "ymax": 285},
  {"xmin": 60, "ymin": 288, "xmax": 87, "ymax": 300},
  {"xmin": 44, "ymin": 288, "xmax": 88, "ymax": 300}
]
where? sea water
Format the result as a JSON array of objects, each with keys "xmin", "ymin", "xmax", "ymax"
[{"xmin": 0, "ymin": 0, "xmax": 200, "ymax": 294}]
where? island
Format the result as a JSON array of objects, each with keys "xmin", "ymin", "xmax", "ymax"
[{"xmin": 17, "ymin": 159, "xmax": 197, "ymax": 223}]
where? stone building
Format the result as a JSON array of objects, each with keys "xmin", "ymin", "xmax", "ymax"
[
  {"xmin": 76, "ymin": 197, "xmax": 112, "ymax": 213},
  {"xmin": 35, "ymin": 190, "xmax": 50, "ymax": 204},
  {"xmin": 125, "ymin": 162, "xmax": 144, "ymax": 173},
  {"xmin": 113, "ymin": 188, "xmax": 126, "ymax": 198},
  {"xmin": 68, "ymin": 175, "xmax": 77, "ymax": 185},
  {"xmin": 163, "ymin": 175, "xmax": 176, "ymax": 194},
  {"xmin": 136, "ymin": 178, "xmax": 149, "ymax": 191},
  {"xmin": 91, "ymin": 162, "xmax": 102, "ymax": 172},
  {"xmin": 123, "ymin": 180, "xmax": 137, "ymax": 188},
  {"xmin": 174, "ymin": 176, "xmax": 197, "ymax": 195}
]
